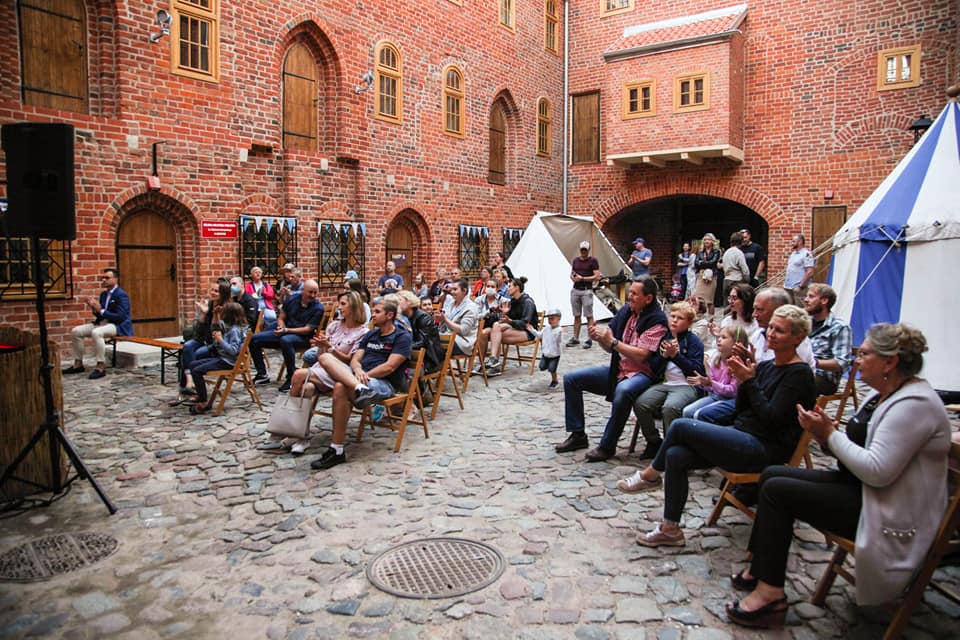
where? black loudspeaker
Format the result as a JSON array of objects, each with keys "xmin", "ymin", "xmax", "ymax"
[{"xmin": 1, "ymin": 122, "xmax": 76, "ymax": 240}]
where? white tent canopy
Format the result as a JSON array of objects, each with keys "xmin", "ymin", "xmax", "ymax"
[
  {"xmin": 506, "ymin": 212, "xmax": 630, "ymax": 326},
  {"xmin": 830, "ymin": 100, "xmax": 960, "ymax": 392}
]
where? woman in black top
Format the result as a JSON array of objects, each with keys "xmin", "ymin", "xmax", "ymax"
[
  {"xmin": 620, "ymin": 304, "xmax": 817, "ymax": 548},
  {"xmin": 474, "ymin": 276, "xmax": 538, "ymax": 376}
]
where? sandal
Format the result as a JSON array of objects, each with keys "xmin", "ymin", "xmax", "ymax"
[
  {"xmin": 189, "ymin": 403, "xmax": 210, "ymax": 415},
  {"xmin": 730, "ymin": 569, "xmax": 758, "ymax": 592},
  {"xmin": 725, "ymin": 596, "xmax": 788, "ymax": 629}
]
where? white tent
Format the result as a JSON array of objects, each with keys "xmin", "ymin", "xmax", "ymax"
[
  {"xmin": 506, "ymin": 212, "xmax": 630, "ymax": 326},
  {"xmin": 830, "ymin": 100, "xmax": 960, "ymax": 392}
]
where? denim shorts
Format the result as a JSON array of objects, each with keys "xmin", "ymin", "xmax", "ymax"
[{"xmin": 365, "ymin": 377, "xmax": 396, "ymax": 402}]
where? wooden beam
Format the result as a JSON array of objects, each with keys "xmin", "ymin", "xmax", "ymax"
[{"xmin": 680, "ymin": 152, "xmax": 703, "ymax": 165}]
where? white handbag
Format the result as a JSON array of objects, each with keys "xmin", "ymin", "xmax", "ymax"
[{"xmin": 266, "ymin": 390, "xmax": 313, "ymax": 438}]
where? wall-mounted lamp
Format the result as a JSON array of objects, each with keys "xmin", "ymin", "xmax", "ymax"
[
  {"xmin": 149, "ymin": 9, "xmax": 172, "ymax": 43},
  {"xmin": 354, "ymin": 71, "xmax": 374, "ymax": 94},
  {"xmin": 909, "ymin": 114, "xmax": 933, "ymax": 145}
]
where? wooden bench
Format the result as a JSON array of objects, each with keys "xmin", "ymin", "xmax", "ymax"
[{"xmin": 107, "ymin": 336, "xmax": 183, "ymax": 385}]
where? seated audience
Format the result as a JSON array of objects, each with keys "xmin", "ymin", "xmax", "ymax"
[
  {"xmin": 474, "ymin": 276, "xmax": 539, "ymax": 377},
  {"xmin": 682, "ymin": 324, "xmax": 750, "ymax": 425},
  {"xmin": 471, "ymin": 267, "xmax": 492, "ymax": 299},
  {"xmin": 618, "ymin": 304, "xmax": 816, "ymax": 548},
  {"xmin": 178, "ymin": 281, "xmax": 230, "ymax": 396},
  {"xmin": 229, "ymin": 275, "xmax": 260, "ymax": 329},
  {"xmin": 631, "ymin": 301, "xmax": 706, "ymax": 459},
  {"xmin": 411, "ymin": 273, "xmax": 429, "ymax": 300},
  {"xmin": 343, "ymin": 276, "xmax": 372, "ymax": 324},
  {"xmin": 803, "ymin": 283, "xmax": 853, "ymax": 395},
  {"xmin": 714, "ymin": 283, "xmax": 758, "ymax": 339},
  {"xmin": 476, "ymin": 278, "xmax": 506, "ymax": 328},
  {"xmin": 727, "ymin": 323, "xmax": 950, "ymax": 629},
  {"xmin": 185, "ymin": 302, "xmax": 250, "ymax": 414},
  {"xmin": 244, "ymin": 266, "xmax": 277, "ymax": 328},
  {"xmin": 250, "ymin": 279, "xmax": 324, "ymax": 392},
  {"xmin": 436, "ymin": 278, "xmax": 479, "ymax": 356},
  {"xmin": 747, "ymin": 288, "xmax": 816, "ymax": 366},
  {"xmin": 397, "ymin": 291, "xmax": 442, "ymax": 375},
  {"xmin": 64, "ymin": 267, "xmax": 133, "ymax": 380},
  {"xmin": 309, "ymin": 298, "xmax": 412, "ymax": 470},
  {"xmin": 428, "ymin": 268, "xmax": 450, "ymax": 303}
]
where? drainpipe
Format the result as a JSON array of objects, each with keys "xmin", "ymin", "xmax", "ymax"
[{"xmin": 562, "ymin": 0, "xmax": 569, "ymax": 216}]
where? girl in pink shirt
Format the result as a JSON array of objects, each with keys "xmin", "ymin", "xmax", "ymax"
[{"xmin": 682, "ymin": 325, "xmax": 749, "ymax": 422}]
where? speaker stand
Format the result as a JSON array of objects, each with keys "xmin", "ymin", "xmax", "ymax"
[{"xmin": 0, "ymin": 237, "xmax": 115, "ymax": 515}]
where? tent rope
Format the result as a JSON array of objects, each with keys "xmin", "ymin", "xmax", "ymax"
[{"xmin": 850, "ymin": 227, "xmax": 906, "ymax": 299}]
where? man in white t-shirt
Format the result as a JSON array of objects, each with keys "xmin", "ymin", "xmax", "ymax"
[{"xmin": 784, "ymin": 234, "xmax": 815, "ymax": 307}]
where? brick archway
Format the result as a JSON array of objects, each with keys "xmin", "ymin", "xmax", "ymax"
[{"xmin": 382, "ymin": 208, "xmax": 430, "ymax": 291}]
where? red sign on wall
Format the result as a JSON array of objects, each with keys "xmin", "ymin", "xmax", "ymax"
[{"xmin": 201, "ymin": 220, "xmax": 238, "ymax": 239}]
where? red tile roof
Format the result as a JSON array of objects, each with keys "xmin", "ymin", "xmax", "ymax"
[{"xmin": 606, "ymin": 4, "xmax": 747, "ymax": 57}]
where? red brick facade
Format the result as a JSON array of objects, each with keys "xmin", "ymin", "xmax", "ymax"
[{"xmin": 0, "ymin": 0, "xmax": 957, "ymax": 350}]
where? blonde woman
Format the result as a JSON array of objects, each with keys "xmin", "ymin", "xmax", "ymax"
[{"xmin": 693, "ymin": 234, "xmax": 721, "ymax": 316}]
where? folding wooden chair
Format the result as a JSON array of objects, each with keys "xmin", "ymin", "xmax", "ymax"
[
  {"xmin": 500, "ymin": 310, "xmax": 545, "ymax": 374},
  {"xmin": 422, "ymin": 333, "xmax": 462, "ymax": 420},
  {"xmin": 817, "ymin": 350, "xmax": 861, "ymax": 424},
  {"xmin": 203, "ymin": 326, "xmax": 264, "ymax": 416},
  {"xmin": 811, "ymin": 442, "xmax": 960, "ymax": 639},
  {"xmin": 706, "ymin": 395, "xmax": 829, "ymax": 525},
  {"xmin": 356, "ymin": 348, "xmax": 428, "ymax": 452},
  {"xmin": 448, "ymin": 317, "xmax": 487, "ymax": 393}
]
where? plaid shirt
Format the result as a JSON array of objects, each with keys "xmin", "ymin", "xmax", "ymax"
[{"xmin": 809, "ymin": 313, "xmax": 853, "ymax": 386}]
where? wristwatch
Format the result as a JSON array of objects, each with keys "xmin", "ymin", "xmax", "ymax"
[{"xmin": 611, "ymin": 338, "xmax": 620, "ymax": 350}]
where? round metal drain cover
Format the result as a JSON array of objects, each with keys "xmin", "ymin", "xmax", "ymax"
[
  {"xmin": 367, "ymin": 537, "xmax": 506, "ymax": 599},
  {"xmin": 0, "ymin": 533, "xmax": 118, "ymax": 582}
]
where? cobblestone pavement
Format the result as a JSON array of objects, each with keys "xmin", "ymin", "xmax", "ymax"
[{"xmin": 1, "ymin": 342, "xmax": 959, "ymax": 640}]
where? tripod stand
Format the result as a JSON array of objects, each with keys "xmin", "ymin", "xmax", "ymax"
[{"xmin": 0, "ymin": 236, "xmax": 115, "ymax": 514}]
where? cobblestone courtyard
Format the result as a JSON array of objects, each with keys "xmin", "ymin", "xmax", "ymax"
[{"xmin": 2, "ymin": 344, "xmax": 959, "ymax": 639}]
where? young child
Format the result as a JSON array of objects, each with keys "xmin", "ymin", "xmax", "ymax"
[
  {"xmin": 528, "ymin": 308, "xmax": 563, "ymax": 388},
  {"xmin": 681, "ymin": 324, "xmax": 750, "ymax": 425}
]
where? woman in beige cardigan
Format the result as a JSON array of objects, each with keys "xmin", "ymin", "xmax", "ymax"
[{"xmin": 726, "ymin": 322, "xmax": 951, "ymax": 629}]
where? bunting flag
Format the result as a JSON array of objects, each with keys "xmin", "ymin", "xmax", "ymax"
[{"xmin": 459, "ymin": 224, "xmax": 489, "ymax": 238}]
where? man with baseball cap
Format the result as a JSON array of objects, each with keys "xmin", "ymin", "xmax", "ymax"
[
  {"xmin": 568, "ymin": 240, "xmax": 600, "ymax": 349},
  {"xmin": 628, "ymin": 237, "xmax": 652, "ymax": 279}
]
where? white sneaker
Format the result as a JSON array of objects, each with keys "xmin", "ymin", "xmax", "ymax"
[
  {"xmin": 617, "ymin": 470, "xmax": 663, "ymax": 493},
  {"xmin": 290, "ymin": 440, "xmax": 309, "ymax": 455}
]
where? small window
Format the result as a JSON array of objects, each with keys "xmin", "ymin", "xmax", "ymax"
[
  {"xmin": 239, "ymin": 215, "xmax": 297, "ymax": 283},
  {"xmin": 458, "ymin": 225, "xmax": 489, "ymax": 276},
  {"xmin": 537, "ymin": 98, "xmax": 551, "ymax": 157},
  {"xmin": 601, "ymin": 0, "xmax": 633, "ymax": 17},
  {"xmin": 375, "ymin": 42, "xmax": 403, "ymax": 124},
  {"xmin": 443, "ymin": 66, "xmax": 465, "ymax": 137},
  {"xmin": 489, "ymin": 104, "xmax": 507, "ymax": 185},
  {"xmin": 502, "ymin": 228, "xmax": 524, "ymax": 261},
  {"xmin": 544, "ymin": 0, "xmax": 559, "ymax": 53},
  {"xmin": 877, "ymin": 46, "xmax": 921, "ymax": 91},
  {"xmin": 623, "ymin": 81, "xmax": 656, "ymax": 119},
  {"xmin": 499, "ymin": 0, "xmax": 515, "ymax": 31},
  {"xmin": 171, "ymin": 0, "xmax": 219, "ymax": 82},
  {"xmin": 318, "ymin": 222, "xmax": 366, "ymax": 286},
  {"xmin": 673, "ymin": 73, "xmax": 709, "ymax": 112},
  {"xmin": 572, "ymin": 92, "xmax": 600, "ymax": 164},
  {"xmin": 0, "ymin": 236, "xmax": 72, "ymax": 300},
  {"xmin": 17, "ymin": 0, "xmax": 88, "ymax": 113}
]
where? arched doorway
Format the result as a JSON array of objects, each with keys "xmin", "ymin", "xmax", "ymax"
[
  {"xmin": 116, "ymin": 211, "xmax": 179, "ymax": 337},
  {"xmin": 602, "ymin": 195, "xmax": 769, "ymax": 283},
  {"xmin": 384, "ymin": 209, "xmax": 429, "ymax": 290}
]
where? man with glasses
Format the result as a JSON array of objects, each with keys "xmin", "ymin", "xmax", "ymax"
[{"xmin": 64, "ymin": 268, "xmax": 133, "ymax": 379}]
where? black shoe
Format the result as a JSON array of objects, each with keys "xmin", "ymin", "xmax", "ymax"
[
  {"xmin": 583, "ymin": 339, "xmax": 593, "ymax": 349},
  {"xmin": 725, "ymin": 597, "xmax": 788, "ymax": 629},
  {"xmin": 278, "ymin": 379, "xmax": 292, "ymax": 393},
  {"xmin": 310, "ymin": 447, "xmax": 346, "ymax": 470},
  {"xmin": 731, "ymin": 570, "xmax": 759, "ymax": 592},
  {"xmin": 63, "ymin": 365, "xmax": 85, "ymax": 374},
  {"xmin": 585, "ymin": 446, "xmax": 615, "ymax": 462},
  {"xmin": 637, "ymin": 440, "xmax": 662, "ymax": 460},
  {"xmin": 565, "ymin": 338, "xmax": 580, "ymax": 347},
  {"xmin": 555, "ymin": 432, "xmax": 588, "ymax": 453},
  {"xmin": 732, "ymin": 484, "xmax": 759, "ymax": 507},
  {"xmin": 87, "ymin": 369, "xmax": 106, "ymax": 380},
  {"xmin": 253, "ymin": 374, "xmax": 271, "ymax": 386}
]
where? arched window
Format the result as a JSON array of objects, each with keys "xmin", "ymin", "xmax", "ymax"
[
  {"xmin": 537, "ymin": 98, "xmax": 551, "ymax": 157},
  {"xmin": 282, "ymin": 43, "xmax": 318, "ymax": 152},
  {"xmin": 375, "ymin": 42, "xmax": 402, "ymax": 124},
  {"xmin": 17, "ymin": 0, "xmax": 88, "ymax": 113},
  {"xmin": 488, "ymin": 104, "xmax": 507, "ymax": 185},
  {"xmin": 443, "ymin": 66, "xmax": 465, "ymax": 137}
]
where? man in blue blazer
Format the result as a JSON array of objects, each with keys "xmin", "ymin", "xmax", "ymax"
[{"xmin": 64, "ymin": 267, "xmax": 133, "ymax": 379}]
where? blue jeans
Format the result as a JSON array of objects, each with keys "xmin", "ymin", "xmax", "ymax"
[
  {"xmin": 180, "ymin": 339, "xmax": 213, "ymax": 387},
  {"xmin": 562, "ymin": 365, "xmax": 652, "ymax": 452},
  {"xmin": 249, "ymin": 330, "xmax": 309, "ymax": 381},
  {"xmin": 301, "ymin": 346, "xmax": 319, "ymax": 367},
  {"xmin": 650, "ymin": 418, "xmax": 771, "ymax": 523},
  {"xmin": 681, "ymin": 396, "xmax": 736, "ymax": 424}
]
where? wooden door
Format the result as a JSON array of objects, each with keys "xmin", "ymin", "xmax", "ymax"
[
  {"xmin": 282, "ymin": 43, "xmax": 318, "ymax": 152},
  {"xmin": 18, "ymin": 0, "xmax": 88, "ymax": 113},
  {"xmin": 572, "ymin": 92, "xmax": 600, "ymax": 164},
  {"xmin": 812, "ymin": 206, "xmax": 847, "ymax": 284},
  {"xmin": 488, "ymin": 106, "xmax": 506, "ymax": 185},
  {"xmin": 385, "ymin": 224, "xmax": 413, "ymax": 291},
  {"xmin": 117, "ymin": 212, "xmax": 179, "ymax": 337}
]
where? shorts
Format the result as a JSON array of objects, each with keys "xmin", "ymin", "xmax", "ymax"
[
  {"xmin": 327, "ymin": 359, "xmax": 396, "ymax": 403},
  {"xmin": 539, "ymin": 355, "xmax": 560, "ymax": 374},
  {"xmin": 570, "ymin": 288, "xmax": 594, "ymax": 317}
]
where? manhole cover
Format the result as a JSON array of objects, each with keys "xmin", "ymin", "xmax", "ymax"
[
  {"xmin": 367, "ymin": 537, "xmax": 506, "ymax": 599},
  {"xmin": 0, "ymin": 533, "xmax": 118, "ymax": 582}
]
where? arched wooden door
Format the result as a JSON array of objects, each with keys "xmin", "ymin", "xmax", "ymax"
[
  {"xmin": 385, "ymin": 224, "xmax": 413, "ymax": 290},
  {"xmin": 117, "ymin": 211, "xmax": 178, "ymax": 337}
]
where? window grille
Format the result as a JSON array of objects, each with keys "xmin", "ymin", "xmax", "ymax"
[
  {"xmin": 458, "ymin": 225, "xmax": 489, "ymax": 276},
  {"xmin": 318, "ymin": 222, "xmax": 366, "ymax": 286},
  {"xmin": 501, "ymin": 228, "xmax": 524, "ymax": 261},
  {"xmin": 0, "ymin": 235, "xmax": 72, "ymax": 300},
  {"xmin": 239, "ymin": 215, "xmax": 297, "ymax": 283}
]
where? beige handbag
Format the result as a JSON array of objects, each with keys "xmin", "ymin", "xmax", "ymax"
[{"xmin": 266, "ymin": 388, "xmax": 313, "ymax": 438}]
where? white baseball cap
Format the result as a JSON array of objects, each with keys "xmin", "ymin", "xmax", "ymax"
[{"xmin": 579, "ymin": 241, "xmax": 590, "ymax": 250}]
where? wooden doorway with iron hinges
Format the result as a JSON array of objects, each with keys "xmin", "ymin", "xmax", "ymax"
[{"xmin": 116, "ymin": 211, "xmax": 179, "ymax": 337}]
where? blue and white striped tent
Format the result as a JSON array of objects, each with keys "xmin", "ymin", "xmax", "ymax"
[{"xmin": 830, "ymin": 100, "xmax": 960, "ymax": 392}]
